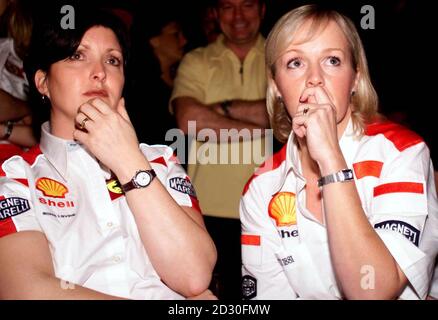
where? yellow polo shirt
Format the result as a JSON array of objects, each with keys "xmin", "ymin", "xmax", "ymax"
[{"xmin": 170, "ymin": 34, "xmax": 271, "ymax": 219}]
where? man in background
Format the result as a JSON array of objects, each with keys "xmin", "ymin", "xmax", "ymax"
[{"xmin": 170, "ymin": 0, "xmax": 269, "ymax": 299}]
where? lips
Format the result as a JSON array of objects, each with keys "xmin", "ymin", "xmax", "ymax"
[{"xmin": 83, "ymin": 90, "xmax": 108, "ymax": 98}]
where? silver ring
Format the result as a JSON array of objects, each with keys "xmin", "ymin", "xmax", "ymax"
[
  {"xmin": 303, "ymin": 107, "xmax": 309, "ymax": 115},
  {"xmin": 79, "ymin": 117, "xmax": 89, "ymax": 130}
]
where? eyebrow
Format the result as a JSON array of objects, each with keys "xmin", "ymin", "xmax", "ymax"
[
  {"xmin": 78, "ymin": 44, "xmax": 122, "ymax": 54},
  {"xmin": 284, "ymin": 47, "xmax": 346, "ymax": 55}
]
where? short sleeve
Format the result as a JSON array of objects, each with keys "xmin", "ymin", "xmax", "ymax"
[
  {"xmin": 240, "ymin": 182, "xmax": 298, "ymax": 300},
  {"xmin": 144, "ymin": 144, "xmax": 201, "ymax": 213},
  {"xmin": 368, "ymin": 142, "xmax": 438, "ymax": 299},
  {"xmin": 0, "ymin": 160, "xmax": 41, "ymax": 238},
  {"xmin": 169, "ymin": 50, "xmax": 206, "ymax": 114}
]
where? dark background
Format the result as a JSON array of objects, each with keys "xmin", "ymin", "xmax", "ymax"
[{"xmin": 27, "ymin": 0, "xmax": 436, "ymax": 164}]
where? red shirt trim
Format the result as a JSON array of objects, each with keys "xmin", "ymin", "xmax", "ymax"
[
  {"xmin": 241, "ymin": 234, "xmax": 261, "ymax": 246},
  {"xmin": 353, "ymin": 161, "xmax": 384, "ymax": 179},
  {"xmin": 365, "ymin": 121, "xmax": 423, "ymax": 152},
  {"xmin": 373, "ymin": 182, "xmax": 424, "ymax": 197},
  {"xmin": 242, "ymin": 144, "xmax": 287, "ymax": 196}
]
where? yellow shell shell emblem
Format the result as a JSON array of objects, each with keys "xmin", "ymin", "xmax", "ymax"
[
  {"xmin": 268, "ymin": 192, "xmax": 296, "ymax": 226},
  {"xmin": 107, "ymin": 179, "xmax": 123, "ymax": 194},
  {"xmin": 36, "ymin": 177, "xmax": 68, "ymax": 198}
]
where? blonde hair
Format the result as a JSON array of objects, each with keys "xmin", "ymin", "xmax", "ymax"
[{"xmin": 266, "ymin": 5, "xmax": 379, "ymax": 143}]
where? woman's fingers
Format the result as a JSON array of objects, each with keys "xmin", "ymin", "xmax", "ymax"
[
  {"xmin": 88, "ymin": 98, "xmax": 113, "ymax": 115},
  {"xmin": 75, "ymin": 98, "xmax": 124, "ymax": 131},
  {"xmin": 116, "ymin": 98, "xmax": 131, "ymax": 122},
  {"xmin": 76, "ymin": 115, "xmax": 91, "ymax": 131},
  {"xmin": 73, "ymin": 126, "xmax": 88, "ymax": 142},
  {"xmin": 76, "ymin": 100, "xmax": 100, "ymax": 130},
  {"xmin": 292, "ymin": 110, "xmax": 308, "ymax": 138},
  {"xmin": 299, "ymin": 86, "xmax": 332, "ymax": 106}
]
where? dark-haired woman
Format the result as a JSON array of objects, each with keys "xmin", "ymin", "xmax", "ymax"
[{"xmin": 0, "ymin": 8, "xmax": 216, "ymax": 300}]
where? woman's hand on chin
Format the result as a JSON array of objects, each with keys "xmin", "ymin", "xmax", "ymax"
[
  {"xmin": 292, "ymin": 87, "xmax": 342, "ymax": 167},
  {"xmin": 73, "ymin": 97, "xmax": 147, "ymax": 175}
]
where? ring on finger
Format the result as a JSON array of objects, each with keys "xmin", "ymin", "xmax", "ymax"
[
  {"xmin": 303, "ymin": 106, "xmax": 310, "ymax": 115},
  {"xmin": 79, "ymin": 117, "xmax": 90, "ymax": 130}
]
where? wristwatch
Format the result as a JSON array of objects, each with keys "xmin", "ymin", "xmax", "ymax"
[
  {"xmin": 121, "ymin": 169, "xmax": 156, "ymax": 193},
  {"xmin": 220, "ymin": 100, "xmax": 232, "ymax": 118},
  {"xmin": 317, "ymin": 169, "xmax": 354, "ymax": 187},
  {"xmin": 1, "ymin": 120, "xmax": 14, "ymax": 140}
]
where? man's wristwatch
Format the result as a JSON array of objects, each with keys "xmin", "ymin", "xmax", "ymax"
[
  {"xmin": 121, "ymin": 169, "xmax": 156, "ymax": 193},
  {"xmin": 1, "ymin": 121, "xmax": 14, "ymax": 140},
  {"xmin": 317, "ymin": 169, "xmax": 354, "ymax": 187},
  {"xmin": 220, "ymin": 100, "xmax": 232, "ymax": 118}
]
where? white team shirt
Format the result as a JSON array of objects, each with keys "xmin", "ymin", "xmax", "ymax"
[
  {"xmin": 0, "ymin": 38, "xmax": 29, "ymax": 152},
  {"xmin": 241, "ymin": 119, "xmax": 438, "ymax": 300},
  {"xmin": 0, "ymin": 122, "xmax": 201, "ymax": 299},
  {"xmin": 0, "ymin": 38, "xmax": 28, "ymax": 101}
]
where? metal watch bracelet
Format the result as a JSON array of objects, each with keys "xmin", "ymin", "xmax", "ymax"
[
  {"xmin": 317, "ymin": 169, "xmax": 354, "ymax": 187},
  {"xmin": 1, "ymin": 120, "xmax": 14, "ymax": 140}
]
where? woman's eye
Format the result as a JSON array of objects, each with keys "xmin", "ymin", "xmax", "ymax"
[
  {"xmin": 287, "ymin": 58, "xmax": 302, "ymax": 69},
  {"xmin": 68, "ymin": 52, "xmax": 83, "ymax": 61},
  {"xmin": 107, "ymin": 56, "xmax": 122, "ymax": 66},
  {"xmin": 327, "ymin": 56, "xmax": 341, "ymax": 66}
]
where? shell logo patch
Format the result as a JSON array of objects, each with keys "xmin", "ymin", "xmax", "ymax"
[
  {"xmin": 268, "ymin": 192, "xmax": 296, "ymax": 226},
  {"xmin": 36, "ymin": 178, "xmax": 69, "ymax": 198}
]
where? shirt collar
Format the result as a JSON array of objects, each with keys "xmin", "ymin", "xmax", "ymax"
[
  {"xmin": 39, "ymin": 121, "xmax": 112, "ymax": 180},
  {"xmin": 213, "ymin": 33, "xmax": 265, "ymax": 58}
]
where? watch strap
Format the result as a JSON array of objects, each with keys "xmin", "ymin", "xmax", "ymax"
[
  {"xmin": 1, "ymin": 121, "xmax": 14, "ymax": 140},
  {"xmin": 220, "ymin": 100, "xmax": 232, "ymax": 118},
  {"xmin": 121, "ymin": 169, "xmax": 156, "ymax": 193},
  {"xmin": 318, "ymin": 169, "xmax": 354, "ymax": 187}
]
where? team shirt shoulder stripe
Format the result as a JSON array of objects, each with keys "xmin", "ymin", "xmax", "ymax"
[
  {"xmin": 1, "ymin": 145, "xmax": 42, "ymax": 177},
  {"xmin": 373, "ymin": 182, "xmax": 424, "ymax": 197},
  {"xmin": 188, "ymin": 196, "xmax": 202, "ymax": 214},
  {"xmin": 353, "ymin": 160, "xmax": 384, "ymax": 179},
  {"xmin": 21, "ymin": 145, "xmax": 43, "ymax": 165},
  {"xmin": 150, "ymin": 156, "xmax": 167, "ymax": 167},
  {"xmin": 241, "ymin": 234, "xmax": 261, "ymax": 246},
  {"xmin": 0, "ymin": 218, "xmax": 17, "ymax": 237},
  {"xmin": 242, "ymin": 144, "xmax": 287, "ymax": 196},
  {"xmin": 365, "ymin": 121, "xmax": 423, "ymax": 152},
  {"xmin": 0, "ymin": 144, "xmax": 23, "ymax": 163},
  {"xmin": 12, "ymin": 178, "xmax": 29, "ymax": 187}
]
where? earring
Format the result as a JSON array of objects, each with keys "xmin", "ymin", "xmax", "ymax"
[{"xmin": 41, "ymin": 95, "xmax": 49, "ymax": 104}]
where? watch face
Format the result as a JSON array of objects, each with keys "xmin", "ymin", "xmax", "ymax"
[
  {"xmin": 343, "ymin": 169, "xmax": 354, "ymax": 179},
  {"xmin": 134, "ymin": 171, "xmax": 152, "ymax": 187}
]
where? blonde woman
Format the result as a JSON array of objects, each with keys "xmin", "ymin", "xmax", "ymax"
[{"xmin": 240, "ymin": 5, "xmax": 438, "ymax": 300}]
